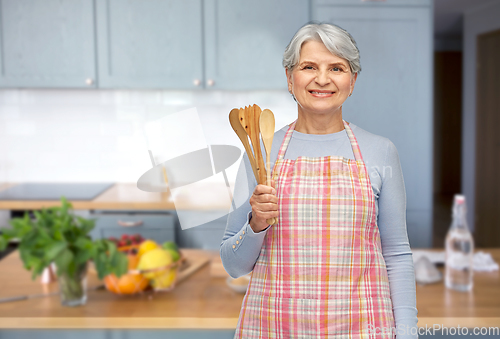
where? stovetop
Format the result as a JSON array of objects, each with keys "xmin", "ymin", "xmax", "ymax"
[{"xmin": 0, "ymin": 183, "xmax": 114, "ymax": 201}]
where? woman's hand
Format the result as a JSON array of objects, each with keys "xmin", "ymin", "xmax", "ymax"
[{"xmin": 249, "ymin": 179, "xmax": 279, "ymax": 233}]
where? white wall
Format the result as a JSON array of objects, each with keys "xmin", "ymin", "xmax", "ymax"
[
  {"xmin": 462, "ymin": 1, "xmax": 500, "ymax": 231},
  {"xmin": 0, "ymin": 89, "xmax": 299, "ymax": 229},
  {"xmin": 0, "ymin": 89, "xmax": 296, "ymax": 184}
]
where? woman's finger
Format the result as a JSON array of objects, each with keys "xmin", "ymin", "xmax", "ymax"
[
  {"xmin": 253, "ymin": 194, "xmax": 278, "ymax": 204},
  {"xmin": 254, "ymin": 184, "xmax": 276, "ymax": 196}
]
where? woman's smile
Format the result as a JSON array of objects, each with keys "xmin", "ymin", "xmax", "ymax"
[{"xmin": 309, "ymin": 90, "xmax": 335, "ymax": 97}]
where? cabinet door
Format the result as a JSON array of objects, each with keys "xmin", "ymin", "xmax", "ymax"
[
  {"xmin": 203, "ymin": 0, "xmax": 310, "ymax": 90},
  {"xmin": 313, "ymin": 3, "xmax": 433, "ymax": 247},
  {"xmin": 176, "ymin": 212, "xmax": 228, "ymax": 250},
  {"xmin": 0, "ymin": 0, "xmax": 96, "ymax": 88},
  {"xmin": 95, "ymin": 0, "xmax": 203, "ymax": 89},
  {"xmin": 90, "ymin": 212, "xmax": 175, "ymax": 244}
]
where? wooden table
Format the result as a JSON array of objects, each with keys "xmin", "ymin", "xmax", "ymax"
[
  {"xmin": 0, "ymin": 249, "xmax": 242, "ymax": 329},
  {"xmin": 0, "ymin": 249, "xmax": 499, "ymax": 330},
  {"xmin": 415, "ymin": 248, "xmax": 500, "ymax": 329}
]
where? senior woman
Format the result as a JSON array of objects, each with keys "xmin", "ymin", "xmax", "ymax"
[{"xmin": 221, "ymin": 23, "xmax": 418, "ymax": 338}]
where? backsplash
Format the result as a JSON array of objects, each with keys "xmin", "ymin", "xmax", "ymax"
[{"xmin": 0, "ymin": 89, "xmax": 297, "ymax": 183}]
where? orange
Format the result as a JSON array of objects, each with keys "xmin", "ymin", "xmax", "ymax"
[{"xmin": 104, "ymin": 254, "xmax": 149, "ymax": 295}]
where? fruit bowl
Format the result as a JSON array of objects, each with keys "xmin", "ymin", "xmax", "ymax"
[
  {"xmin": 103, "ymin": 241, "xmax": 184, "ymax": 294},
  {"xmin": 133, "ymin": 253, "xmax": 185, "ymax": 292},
  {"xmin": 103, "ymin": 249, "xmax": 149, "ymax": 295}
]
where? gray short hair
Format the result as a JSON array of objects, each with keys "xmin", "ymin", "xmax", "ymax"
[{"xmin": 283, "ymin": 23, "xmax": 361, "ymax": 75}]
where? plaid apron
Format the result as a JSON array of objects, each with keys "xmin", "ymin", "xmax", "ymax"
[{"xmin": 235, "ymin": 120, "xmax": 395, "ymax": 338}]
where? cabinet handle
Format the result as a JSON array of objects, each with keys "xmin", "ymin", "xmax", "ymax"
[
  {"xmin": 207, "ymin": 79, "xmax": 215, "ymax": 87},
  {"xmin": 85, "ymin": 78, "xmax": 94, "ymax": 86},
  {"xmin": 193, "ymin": 79, "xmax": 201, "ymax": 86},
  {"xmin": 117, "ymin": 220, "xmax": 144, "ymax": 227}
]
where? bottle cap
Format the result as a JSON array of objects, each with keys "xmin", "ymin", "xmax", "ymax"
[{"xmin": 454, "ymin": 194, "xmax": 465, "ymax": 204}]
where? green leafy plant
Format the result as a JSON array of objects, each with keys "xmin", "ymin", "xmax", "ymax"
[{"xmin": 0, "ymin": 197, "xmax": 128, "ymax": 281}]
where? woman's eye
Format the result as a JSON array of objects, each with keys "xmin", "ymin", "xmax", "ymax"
[
  {"xmin": 304, "ymin": 65, "xmax": 314, "ymax": 70},
  {"xmin": 332, "ymin": 67, "xmax": 341, "ymax": 72}
]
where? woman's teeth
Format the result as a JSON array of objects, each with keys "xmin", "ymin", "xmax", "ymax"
[{"xmin": 310, "ymin": 91, "xmax": 333, "ymax": 95}]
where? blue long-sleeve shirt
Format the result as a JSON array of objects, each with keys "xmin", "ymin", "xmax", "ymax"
[{"xmin": 221, "ymin": 122, "xmax": 418, "ymax": 338}]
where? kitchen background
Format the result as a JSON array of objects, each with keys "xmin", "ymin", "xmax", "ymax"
[
  {"xmin": 0, "ymin": 1, "xmax": 499, "ymax": 338},
  {"xmin": 0, "ymin": 0, "xmax": 499, "ymax": 249}
]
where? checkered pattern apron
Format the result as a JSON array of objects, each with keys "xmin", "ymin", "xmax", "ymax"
[{"xmin": 234, "ymin": 120, "xmax": 395, "ymax": 338}]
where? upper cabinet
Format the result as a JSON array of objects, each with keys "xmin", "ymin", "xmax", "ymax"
[
  {"xmin": 0, "ymin": 0, "xmax": 96, "ymax": 88},
  {"xmin": 203, "ymin": 0, "xmax": 309, "ymax": 90},
  {"xmin": 97, "ymin": 0, "xmax": 309, "ymax": 89},
  {"xmin": 95, "ymin": 0, "xmax": 204, "ymax": 89},
  {"xmin": 0, "ymin": 0, "xmax": 310, "ymax": 89},
  {"xmin": 312, "ymin": 0, "xmax": 433, "ymax": 247}
]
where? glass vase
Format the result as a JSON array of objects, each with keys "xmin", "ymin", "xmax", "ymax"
[{"xmin": 57, "ymin": 262, "xmax": 88, "ymax": 307}]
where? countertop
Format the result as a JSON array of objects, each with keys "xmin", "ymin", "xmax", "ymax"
[
  {"xmin": 0, "ymin": 183, "xmax": 232, "ymax": 211},
  {"xmin": 0, "ymin": 249, "xmax": 243, "ymax": 329},
  {"xmin": 0, "ymin": 249, "xmax": 499, "ymax": 329}
]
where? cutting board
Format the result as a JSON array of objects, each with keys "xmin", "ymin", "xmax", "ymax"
[{"xmin": 176, "ymin": 251, "xmax": 210, "ymax": 284}]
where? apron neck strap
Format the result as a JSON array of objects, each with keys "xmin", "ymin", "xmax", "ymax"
[{"xmin": 276, "ymin": 120, "xmax": 364, "ymax": 162}]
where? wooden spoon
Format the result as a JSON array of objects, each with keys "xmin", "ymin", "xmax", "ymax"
[
  {"xmin": 260, "ymin": 109, "xmax": 278, "ymax": 226},
  {"xmin": 245, "ymin": 105, "xmax": 267, "ymax": 185},
  {"xmin": 229, "ymin": 108, "xmax": 259, "ymax": 182}
]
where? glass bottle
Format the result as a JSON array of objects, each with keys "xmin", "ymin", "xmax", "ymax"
[{"xmin": 445, "ymin": 194, "xmax": 474, "ymax": 291}]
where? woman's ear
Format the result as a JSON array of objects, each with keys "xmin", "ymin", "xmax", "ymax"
[
  {"xmin": 350, "ymin": 72, "xmax": 358, "ymax": 92},
  {"xmin": 285, "ymin": 68, "xmax": 293, "ymax": 94}
]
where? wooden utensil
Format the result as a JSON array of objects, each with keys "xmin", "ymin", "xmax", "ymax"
[
  {"xmin": 230, "ymin": 105, "xmax": 279, "ymax": 226},
  {"xmin": 239, "ymin": 106, "xmax": 263, "ymax": 184},
  {"xmin": 260, "ymin": 109, "xmax": 278, "ymax": 226},
  {"xmin": 252, "ymin": 104, "xmax": 268, "ymax": 185},
  {"xmin": 229, "ymin": 108, "xmax": 259, "ymax": 182},
  {"xmin": 243, "ymin": 105, "xmax": 266, "ymax": 184}
]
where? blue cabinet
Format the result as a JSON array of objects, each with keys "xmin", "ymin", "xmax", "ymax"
[
  {"xmin": 175, "ymin": 211, "xmax": 228, "ymax": 250},
  {"xmin": 0, "ymin": 0, "xmax": 96, "ymax": 88},
  {"xmin": 98, "ymin": 0, "xmax": 310, "ymax": 89},
  {"xmin": 0, "ymin": 0, "xmax": 310, "ymax": 89},
  {"xmin": 95, "ymin": 0, "xmax": 204, "ymax": 89},
  {"xmin": 89, "ymin": 211, "xmax": 176, "ymax": 244},
  {"xmin": 312, "ymin": 0, "xmax": 433, "ymax": 247},
  {"xmin": 203, "ymin": 0, "xmax": 310, "ymax": 90}
]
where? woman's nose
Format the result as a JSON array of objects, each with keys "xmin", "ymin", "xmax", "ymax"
[{"xmin": 315, "ymin": 70, "xmax": 330, "ymax": 86}]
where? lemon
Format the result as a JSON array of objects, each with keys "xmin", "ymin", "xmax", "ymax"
[
  {"xmin": 137, "ymin": 240, "xmax": 159, "ymax": 258},
  {"xmin": 137, "ymin": 248, "xmax": 173, "ymax": 279},
  {"xmin": 152, "ymin": 268, "xmax": 177, "ymax": 289}
]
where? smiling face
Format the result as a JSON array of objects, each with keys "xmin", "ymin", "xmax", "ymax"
[{"xmin": 286, "ymin": 40, "xmax": 357, "ymax": 118}]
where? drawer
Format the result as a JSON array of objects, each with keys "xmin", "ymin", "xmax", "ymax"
[
  {"xmin": 89, "ymin": 211, "xmax": 175, "ymax": 244},
  {"xmin": 176, "ymin": 212, "xmax": 228, "ymax": 250}
]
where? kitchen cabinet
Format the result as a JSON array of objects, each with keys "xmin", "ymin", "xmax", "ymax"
[
  {"xmin": 203, "ymin": 0, "xmax": 309, "ymax": 90},
  {"xmin": 312, "ymin": 0, "xmax": 433, "ymax": 248},
  {"xmin": 97, "ymin": 0, "xmax": 309, "ymax": 89},
  {"xmin": 0, "ymin": 0, "xmax": 96, "ymax": 88},
  {"xmin": 89, "ymin": 210, "xmax": 175, "ymax": 244},
  {"xmin": 176, "ymin": 211, "xmax": 228, "ymax": 250},
  {"xmin": 95, "ymin": 0, "xmax": 204, "ymax": 89},
  {"xmin": 0, "ymin": 0, "xmax": 309, "ymax": 89}
]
